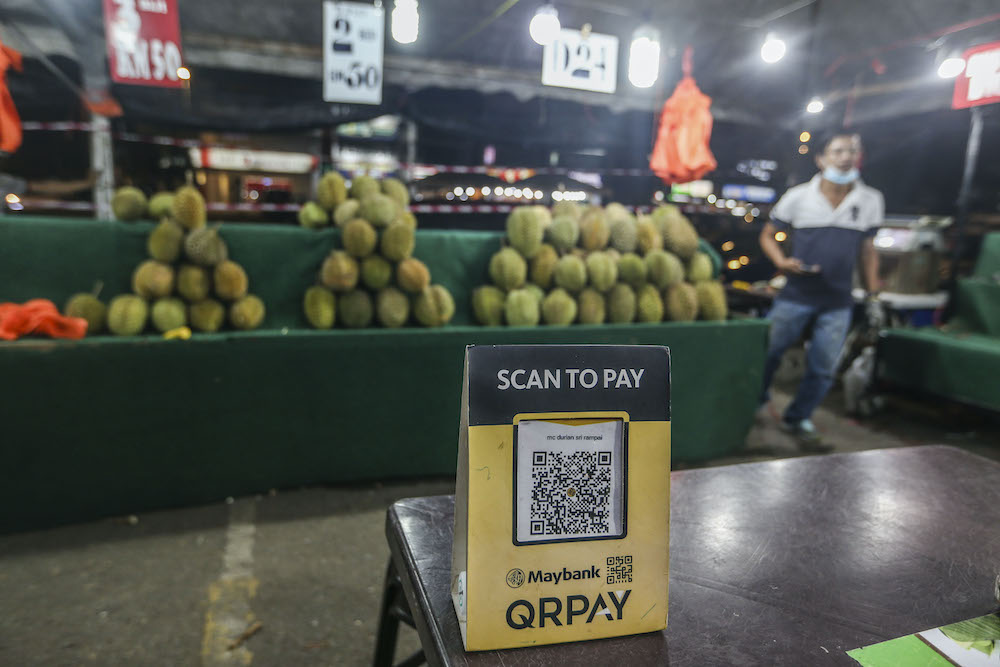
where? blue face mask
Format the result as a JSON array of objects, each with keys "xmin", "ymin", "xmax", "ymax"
[{"xmin": 823, "ymin": 166, "xmax": 859, "ymax": 185}]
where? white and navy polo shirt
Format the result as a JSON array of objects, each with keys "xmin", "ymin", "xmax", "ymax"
[{"xmin": 770, "ymin": 174, "xmax": 884, "ymax": 309}]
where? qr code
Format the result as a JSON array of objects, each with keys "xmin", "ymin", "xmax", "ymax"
[
  {"xmin": 607, "ymin": 555, "xmax": 633, "ymax": 584},
  {"xmin": 529, "ymin": 450, "xmax": 613, "ymax": 537}
]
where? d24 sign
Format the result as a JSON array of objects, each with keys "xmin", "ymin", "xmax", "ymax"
[
  {"xmin": 542, "ymin": 29, "xmax": 619, "ymax": 94},
  {"xmin": 323, "ymin": 1, "xmax": 384, "ymax": 105}
]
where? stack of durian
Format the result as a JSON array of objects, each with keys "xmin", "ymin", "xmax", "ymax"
[
  {"xmin": 64, "ymin": 186, "xmax": 266, "ymax": 336},
  {"xmin": 301, "ymin": 172, "xmax": 455, "ymax": 329},
  {"xmin": 471, "ymin": 202, "xmax": 727, "ymax": 327}
]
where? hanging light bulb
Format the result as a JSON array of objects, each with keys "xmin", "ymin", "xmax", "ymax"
[
  {"xmin": 806, "ymin": 97, "xmax": 824, "ymax": 113},
  {"xmin": 392, "ymin": 0, "xmax": 419, "ymax": 44},
  {"xmin": 628, "ymin": 25, "xmax": 661, "ymax": 88},
  {"xmin": 760, "ymin": 33, "xmax": 786, "ymax": 64},
  {"xmin": 937, "ymin": 53, "xmax": 966, "ymax": 79},
  {"xmin": 529, "ymin": 4, "xmax": 560, "ymax": 46}
]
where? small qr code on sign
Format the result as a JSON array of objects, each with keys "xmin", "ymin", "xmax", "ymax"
[
  {"xmin": 607, "ymin": 555, "xmax": 633, "ymax": 584},
  {"xmin": 514, "ymin": 419, "xmax": 626, "ymax": 544}
]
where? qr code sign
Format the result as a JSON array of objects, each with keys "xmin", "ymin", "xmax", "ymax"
[
  {"xmin": 607, "ymin": 555, "xmax": 633, "ymax": 584},
  {"xmin": 529, "ymin": 450, "xmax": 613, "ymax": 537},
  {"xmin": 514, "ymin": 419, "xmax": 625, "ymax": 544}
]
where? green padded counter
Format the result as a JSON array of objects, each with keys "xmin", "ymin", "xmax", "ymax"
[
  {"xmin": 0, "ymin": 217, "xmax": 763, "ymax": 532},
  {"xmin": 879, "ymin": 328, "xmax": 1000, "ymax": 412}
]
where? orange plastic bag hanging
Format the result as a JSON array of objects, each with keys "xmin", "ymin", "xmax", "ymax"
[
  {"xmin": 0, "ymin": 37, "xmax": 23, "ymax": 155},
  {"xmin": 649, "ymin": 47, "xmax": 717, "ymax": 184}
]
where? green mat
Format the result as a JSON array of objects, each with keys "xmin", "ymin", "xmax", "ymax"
[{"xmin": 0, "ymin": 216, "xmax": 758, "ymax": 532}]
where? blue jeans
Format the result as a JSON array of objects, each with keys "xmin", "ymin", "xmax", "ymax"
[{"xmin": 760, "ymin": 299, "xmax": 853, "ymax": 423}]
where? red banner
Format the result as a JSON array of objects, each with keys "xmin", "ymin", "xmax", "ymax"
[
  {"xmin": 103, "ymin": 0, "xmax": 184, "ymax": 88},
  {"xmin": 953, "ymin": 41, "xmax": 1000, "ymax": 109}
]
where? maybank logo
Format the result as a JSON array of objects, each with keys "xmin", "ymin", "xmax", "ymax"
[{"xmin": 527, "ymin": 565, "xmax": 600, "ymax": 585}]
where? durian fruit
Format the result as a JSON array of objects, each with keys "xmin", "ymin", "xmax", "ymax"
[
  {"xmin": 148, "ymin": 192, "xmax": 175, "ymax": 219},
  {"xmin": 645, "ymin": 250, "xmax": 684, "ymax": 290},
  {"xmin": 413, "ymin": 285, "xmax": 455, "ymax": 327},
  {"xmin": 381, "ymin": 177, "xmax": 410, "ymax": 209},
  {"xmin": 504, "ymin": 288, "xmax": 540, "ymax": 327},
  {"xmin": 397, "ymin": 257, "xmax": 431, "ymax": 294},
  {"xmin": 586, "ymin": 251, "xmax": 618, "ymax": 292},
  {"xmin": 359, "ymin": 193, "xmax": 400, "ymax": 227},
  {"xmin": 524, "ymin": 283, "xmax": 545, "ymax": 305},
  {"xmin": 298, "ymin": 201, "xmax": 329, "ymax": 228},
  {"xmin": 177, "ymin": 265, "xmax": 211, "ymax": 302},
  {"xmin": 320, "ymin": 251, "xmax": 360, "ymax": 291},
  {"xmin": 111, "ymin": 186, "xmax": 147, "ymax": 221},
  {"xmin": 343, "ymin": 218, "xmax": 378, "ymax": 258},
  {"xmin": 361, "ymin": 256, "xmax": 393, "ymax": 290},
  {"xmin": 333, "ymin": 199, "xmax": 361, "ymax": 227},
  {"xmin": 551, "ymin": 200, "xmax": 582, "ymax": 221},
  {"xmin": 687, "ymin": 251, "xmax": 714, "ymax": 282},
  {"xmin": 376, "ymin": 287, "xmax": 410, "ymax": 328},
  {"xmin": 380, "ymin": 221, "xmax": 415, "ymax": 262},
  {"xmin": 605, "ymin": 248, "xmax": 622, "ymax": 263},
  {"xmin": 184, "ymin": 227, "xmax": 228, "ymax": 266},
  {"xmin": 696, "ymin": 281, "xmax": 728, "ymax": 321},
  {"xmin": 395, "ymin": 209, "xmax": 418, "ymax": 231},
  {"xmin": 579, "ymin": 207, "xmax": 611, "ymax": 251},
  {"xmin": 637, "ymin": 216, "xmax": 663, "ymax": 255},
  {"xmin": 229, "ymin": 294, "xmax": 266, "ymax": 330},
  {"xmin": 618, "ymin": 253, "xmax": 648, "ymax": 288},
  {"xmin": 609, "ymin": 217, "xmax": 639, "ymax": 253},
  {"xmin": 656, "ymin": 205, "xmax": 700, "ymax": 259},
  {"xmin": 303, "ymin": 285, "xmax": 336, "ymax": 329},
  {"xmin": 64, "ymin": 292, "xmax": 107, "ymax": 334},
  {"xmin": 553, "ymin": 254, "xmax": 587, "ymax": 292},
  {"xmin": 349, "ymin": 174, "xmax": 380, "ymax": 201},
  {"xmin": 665, "ymin": 282, "xmax": 698, "ymax": 322},
  {"xmin": 317, "ymin": 172, "xmax": 348, "ymax": 211},
  {"xmin": 471, "ymin": 285, "xmax": 505, "ymax": 326},
  {"xmin": 107, "ymin": 295, "xmax": 148, "ymax": 335},
  {"xmin": 506, "ymin": 207, "xmax": 545, "ymax": 259},
  {"xmin": 189, "ymin": 299, "xmax": 226, "ymax": 332},
  {"xmin": 529, "ymin": 244, "xmax": 559, "ymax": 289},
  {"xmin": 547, "ymin": 215, "xmax": 580, "ymax": 252},
  {"xmin": 172, "ymin": 185, "xmax": 207, "ymax": 231},
  {"xmin": 607, "ymin": 283, "xmax": 637, "ymax": 324},
  {"xmin": 213, "ymin": 261, "xmax": 249, "ymax": 301},
  {"xmin": 339, "ymin": 289, "xmax": 374, "ymax": 328},
  {"xmin": 577, "ymin": 288, "xmax": 606, "ymax": 324},
  {"xmin": 147, "ymin": 219, "xmax": 184, "ymax": 262},
  {"xmin": 489, "ymin": 248, "xmax": 527, "ymax": 291},
  {"xmin": 542, "ymin": 288, "xmax": 578, "ymax": 326},
  {"xmin": 531, "ymin": 206, "xmax": 553, "ymax": 230},
  {"xmin": 604, "ymin": 202, "xmax": 633, "ymax": 224},
  {"xmin": 132, "ymin": 260, "xmax": 175, "ymax": 299},
  {"xmin": 636, "ymin": 284, "xmax": 664, "ymax": 323},
  {"xmin": 151, "ymin": 297, "xmax": 187, "ymax": 333}
]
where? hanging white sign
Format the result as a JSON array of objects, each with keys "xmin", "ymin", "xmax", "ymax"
[
  {"xmin": 323, "ymin": 1, "xmax": 384, "ymax": 105},
  {"xmin": 542, "ymin": 29, "xmax": 618, "ymax": 94}
]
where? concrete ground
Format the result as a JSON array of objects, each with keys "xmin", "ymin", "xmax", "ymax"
[{"xmin": 1, "ymin": 384, "xmax": 998, "ymax": 666}]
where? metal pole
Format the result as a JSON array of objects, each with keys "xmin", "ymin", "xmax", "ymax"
[
  {"xmin": 948, "ymin": 105, "xmax": 984, "ymax": 285},
  {"xmin": 90, "ymin": 115, "xmax": 114, "ymax": 220}
]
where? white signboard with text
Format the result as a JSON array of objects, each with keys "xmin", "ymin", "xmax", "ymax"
[
  {"xmin": 323, "ymin": 1, "xmax": 384, "ymax": 105},
  {"xmin": 542, "ymin": 29, "xmax": 618, "ymax": 94}
]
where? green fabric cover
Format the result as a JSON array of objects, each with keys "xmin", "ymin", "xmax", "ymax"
[
  {"xmin": 0, "ymin": 216, "xmax": 761, "ymax": 531},
  {"xmin": 973, "ymin": 232, "xmax": 1000, "ymax": 279},
  {"xmin": 879, "ymin": 328, "xmax": 1000, "ymax": 412},
  {"xmin": 950, "ymin": 279, "xmax": 1000, "ymax": 336}
]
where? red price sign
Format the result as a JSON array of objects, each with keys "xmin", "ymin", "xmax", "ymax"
[
  {"xmin": 104, "ymin": 0, "xmax": 184, "ymax": 88},
  {"xmin": 952, "ymin": 41, "xmax": 1000, "ymax": 110}
]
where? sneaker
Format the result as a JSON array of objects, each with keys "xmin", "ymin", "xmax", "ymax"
[{"xmin": 781, "ymin": 418, "xmax": 833, "ymax": 452}]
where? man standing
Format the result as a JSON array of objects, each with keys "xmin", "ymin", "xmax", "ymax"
[{"xmin": 758, "ymin": 131, "xmax": 883, "ymax": 447}]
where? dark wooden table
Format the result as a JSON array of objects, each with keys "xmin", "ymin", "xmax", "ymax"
[{"xmin": 378, "ymin": 446, "xmax": 1000, "ymax": 666}]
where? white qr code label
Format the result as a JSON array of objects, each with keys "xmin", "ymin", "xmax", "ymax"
[{"xmin": 514, "ymin": 419, "xmax": 626, "ymax": 545}]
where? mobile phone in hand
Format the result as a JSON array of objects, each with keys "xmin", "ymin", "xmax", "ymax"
[{"xmin": 800, "ymin": 264, "xmax": 821, "ymax": 274}]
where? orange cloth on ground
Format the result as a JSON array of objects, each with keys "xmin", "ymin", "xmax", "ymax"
[
  {"xmin": 0, "ymin": 38, "xmax": 23, "ymax": 154},
  {"xmin": 0, "ymin": 300, "xmax": 88, "ymax": 340},
  {"xmin": 649, "ymin": 76, "xmax": 717, "ymax": 185}
]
